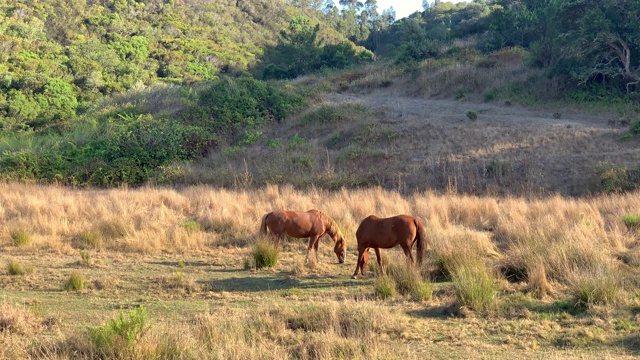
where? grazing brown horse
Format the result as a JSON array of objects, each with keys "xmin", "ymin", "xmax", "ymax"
[
  {"xmin": 351, "ymin": 214, "xmax": 427, "ymax": 279},
  {"xmin": 260, "ymin": 209, "xmax": 347, "ymax": 264}
]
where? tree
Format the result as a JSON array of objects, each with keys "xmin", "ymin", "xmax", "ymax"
[{"xmin": 556, "ymin": 0, "xmax": 640, "ymax": 90}]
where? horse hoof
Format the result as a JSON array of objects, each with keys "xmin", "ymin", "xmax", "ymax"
[{"xmin": 351, "ymin": 275, "xmax": 357, "ymax": 279}]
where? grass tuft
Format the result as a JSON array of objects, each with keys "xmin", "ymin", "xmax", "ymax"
[
  {"xmin": 452, "ymin": 263, "xmax": 498, "ymax": 312},
  {"xmin": 64, "ymin": 271, "xmax": 86, "ymax": 291},
  {"xmin": 373, "ymin": 275, "xmax": 397, "ymax": 300},
  {"xmin": 10, "ymin": 228, "xmax": 31, "ymax": 247},
  {"xmin": 7, "ymin": 260, "xmax": 34, "ymax": 276},
  {"xmin": 253, "ymin": 240, "xmax": 279, "ymax": 269}
]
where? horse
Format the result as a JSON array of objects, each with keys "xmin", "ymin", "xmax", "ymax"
[
  {"xmin": 260, "ymin": 209, "xmax": 347, "ymax": 264},
  {"xmin": 351, "ymin": 214, "xmax": 427, "ymax": 279}
]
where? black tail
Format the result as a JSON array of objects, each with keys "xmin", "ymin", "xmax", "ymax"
[{"xmin": 414, "ymin": 218, "xmax": 427, "ymax": 265}]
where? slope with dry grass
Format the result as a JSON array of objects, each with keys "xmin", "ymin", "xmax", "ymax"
[{"xmin": 2, "ymin": 183, "xmax": 640, "ymax": 358}]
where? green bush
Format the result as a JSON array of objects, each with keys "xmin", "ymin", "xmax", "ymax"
[
  {"xmin": 465, "ymin": 110, "xmax": 478, "ymax": 121},
  {"xmin": 253, "ymin": 240, "xmax": 279, "ymax": 269},
  {"xmin": 88, "ymin": 307, "xmax": 147, "ymax": 357}
]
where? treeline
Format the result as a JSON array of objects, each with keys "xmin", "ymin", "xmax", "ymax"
[{"xmin": 378, "ymin": 0, "xmax": 640, "ymax": 97}]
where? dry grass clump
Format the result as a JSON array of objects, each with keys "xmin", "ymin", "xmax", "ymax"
[
  {"xmin": 451, "ymin": 260, "xmax": 499, "ymax": 313},
  {"xmin": 384, "ymin": 257, "xmax": 433, "ymax": 301},
  {"xmin": 569, "ymin": 263, "xmax": 622, "ymax": 307},
  {"xmin": 0, "ymin": 302, "xmax": 42, "ymax": 335},
  {"xmin": 428, "ymin": 225, "xmax": 500, "ymax": 280}
]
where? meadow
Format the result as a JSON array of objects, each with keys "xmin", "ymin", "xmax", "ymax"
[{"xmin": 2, "ymin": 182, "xmax": 640, "ymax": 359}]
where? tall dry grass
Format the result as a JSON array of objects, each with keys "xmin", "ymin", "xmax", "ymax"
[{"xmin": 1, "ymin": 183, "xmax": 639, "ymax": 293}]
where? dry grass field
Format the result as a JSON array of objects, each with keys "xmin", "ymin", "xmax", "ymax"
[{"xmin": 2, "ymin": 183, "xmax": 640, "ymax": 359}]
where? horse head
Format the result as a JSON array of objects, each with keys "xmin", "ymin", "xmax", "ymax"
[{"xmin": 333, "ymin": 234, "xmax": 347, "ymax": 264}]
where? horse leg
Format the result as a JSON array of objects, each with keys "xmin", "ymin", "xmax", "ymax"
[
  {"xmin": 374, "ymin": 248, "xmax": 383, "ymax": 275},
  {"xmin": 361, "ymin": 250, "xmax": 369, "ymax": 275},
  {"xmin": 402, "ymin": 243, "xmax": 415, "ymax": 265},
  {"xmin": 352, "ymin": 247, "xmax": 367, "ymax": 279},
  {"xmin": 313, "ymin": 238, "xmax": 320, "ymax": 262},
  {"xmin": 305, "ymin": 235, "xmax": 320, "ymax": 264}
]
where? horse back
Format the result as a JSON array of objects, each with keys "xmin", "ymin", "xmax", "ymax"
[
  {"xmin": 266, "ymin": 209, "xmax": 324, "ymax": 238},
  {"xmin": 356, "ymin": 214, "xmax": 417, "ymax": 247}
]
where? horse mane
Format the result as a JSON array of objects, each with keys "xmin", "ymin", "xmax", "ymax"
[{"xmin": 310, "ymin": 209, "xmax": 343, "ymax": 241}]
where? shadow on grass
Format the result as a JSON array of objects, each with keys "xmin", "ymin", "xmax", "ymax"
[
  {"xmin": 207, "ymin": 271, "xmax": 362, "ymax": 293},
  {"xmin": 149, "ymin": 261, "xmax": 214, "ymax": 267},
  {"xmin": 612, "ymin": 335, "xmax": 640, "ymax": 355}
]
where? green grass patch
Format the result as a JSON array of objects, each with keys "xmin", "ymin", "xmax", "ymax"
[{"xmin": 299, "ymin": 103, "xmax": 368, "ymax": 124}]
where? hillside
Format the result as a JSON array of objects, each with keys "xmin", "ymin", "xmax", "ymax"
[{"xmin": 184, "ymin": 57, "xmax": 640, "ymax": 196}]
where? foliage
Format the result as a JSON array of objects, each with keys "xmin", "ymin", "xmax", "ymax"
[
  {"xmin": 262, "ymin": 16, "xmax": 373, "ymax": 79},
  {"xmin": 465, "ymin": 110, "xmax": 478, "ymax": 121},
  {"xmin": 88, "ymin": 307, "xmax": 148, "ymax": 357}
]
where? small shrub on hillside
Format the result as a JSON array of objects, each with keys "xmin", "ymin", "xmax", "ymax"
[
  {"xmin": 7, "ymin": 260, "xmax": 34, "ymax": 276},
  {"xmin": 253, "ymin": 240, "xmax": 279, "ymax": 269},
  {"xmin": 88, "ymin": 307, "xmax": 147, "ymax": 357},
  {"xmin": 452, "ymin": 264, "xmax": 497, "ymax": 312},
  {"xmin": 465, "ymin": 110, "xmax": 478, "ymax": 121},
  {"xmin": 596, "ymin": 163, "xmax": 640, "ymax": 193},
  {"xmin": 622, "ymin": 214, "xmax": 640, "ymax": 230},
  {"xmin": 373, "ymin": 275, "xmax": 397, "ymax": 300},
  {"xmin": 64, "ymin": 271, "xmax": 86, "ymax": 291},
  {"xmin": 10, "ymin": 228, "xmax": 31, "ymax": 247}
]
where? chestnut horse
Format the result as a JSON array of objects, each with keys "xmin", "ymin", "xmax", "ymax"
[
  {"xmin": 351, "ymin": 214, "xmax": 427, "ymax": 279},
  {"xmin": 260, "ymin": 209, "xmax": 347, "ymax": 263}
]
